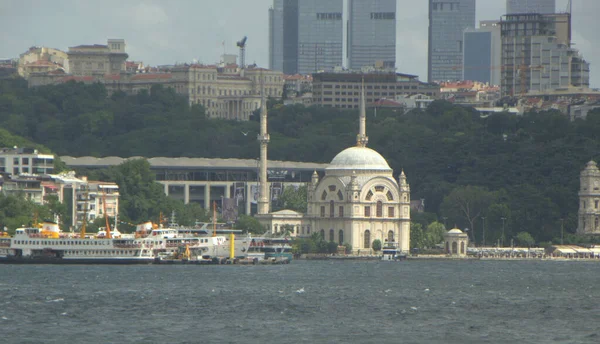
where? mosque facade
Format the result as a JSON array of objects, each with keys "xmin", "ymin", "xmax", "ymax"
[{"xmin": 256, "ymin": 85, "xmax": 411, "ymax": 254}]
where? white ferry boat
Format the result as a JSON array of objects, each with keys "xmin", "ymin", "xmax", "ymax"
[{"xmin": 0, "ymin": 223, "xmax": 155, "ymax": 264}]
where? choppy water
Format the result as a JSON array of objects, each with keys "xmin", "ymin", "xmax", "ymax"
[{"xmin": 1, "ymin": 260, "xmax": 599, "ymax": 344}]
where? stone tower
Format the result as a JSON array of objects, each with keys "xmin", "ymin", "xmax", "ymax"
[{"xmin": 578, "ymin": 160, "xmax": 600, "ymax": 234}]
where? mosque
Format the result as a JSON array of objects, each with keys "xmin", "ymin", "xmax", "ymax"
[{"xmin": 255, "ymin": 85, "xmax": 411, "ymax": 254}]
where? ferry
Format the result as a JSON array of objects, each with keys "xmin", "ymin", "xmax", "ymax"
[
  {"xmin": 247, "ymin": 236, "xmax": 293, "ymax": 263},
  {"xmin": 0, "ymin": 223, "xmax": 155, "ymax": 264}
]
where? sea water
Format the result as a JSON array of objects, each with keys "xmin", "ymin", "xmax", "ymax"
[{"xmin": 1, "ymin": 260, "xmax": 599, "ymax": 343}]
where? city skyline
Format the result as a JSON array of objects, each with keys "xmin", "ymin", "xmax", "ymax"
[{"xmin": 1, "ymin": 0, "xmax": 598, "ymax": 87}]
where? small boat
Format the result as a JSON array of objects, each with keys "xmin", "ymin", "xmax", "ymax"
[
  {"xmin": 248, "ymin": 236, "xmax": 293, "ymax": 263},
  {"xmin": 381, "ymin": 241, "xmax": 407, "ymax": 261}
]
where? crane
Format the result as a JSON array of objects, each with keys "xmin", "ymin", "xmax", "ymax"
[
  {"xmin": 103, "ymin": 190, "xmax": 112, "ymax": 239},
  {"xmin": 236, "ymin": 36, "xmax": 247, "ymax": 69}
]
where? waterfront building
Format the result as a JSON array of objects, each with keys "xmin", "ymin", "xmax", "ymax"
[
  {"xmin": 0, "ymin": 147, "xmax": 54, "ymax": 177},
  {"xmin": 269, "ymin": 0, "xmax": 343, "ymax": 75},
  {"xmin": 256, "ymin": 87, "xmax": 411, "ymax": 254},
  {"xmin": 444, "ymin": 227, "xmax": 469, "ymax": 257},
  {"xmin": 67, "ymin": 39, "xmax": 128, "ymax": 76},
  {"xmin": 462, "ymin": 21, "xmax": 501, "ymax": 86},
  {"xmin": 578, "ymin": 161, "xmax": 600, "ymax": 235},
  {"xmin": 428, "ymin": 0, "xmax": 476, "ymax": 82},
  {"xmin": 500, "ymin": 13, "xmax": 590, "ymax": 97},
  {"xmin": 312, "ymin": 71, "xmax": 440, "ymax": 109},
  {"xmin": 74, "ymin": 177, "xmax": 119, "ymax": 230},
  {"xmin": 506, "ymin": 0, "xmax": 555, "ymax": 14},
  {"xmin": 347, "ymin": 0, "xmax": 396, "ymax": 70}
]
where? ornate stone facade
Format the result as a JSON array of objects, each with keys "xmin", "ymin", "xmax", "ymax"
[
  {"xmin": 578, "ymin": 160, "xmax": 600, "ymax": 235},
  {"xmin": 257, "ymin": 85, "xmax": 411, "ymax": 254}
]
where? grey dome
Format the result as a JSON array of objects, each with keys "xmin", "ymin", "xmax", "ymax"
[{"xmin": 327, "ymin": 146, "xmax": 391, "ymax": 172}]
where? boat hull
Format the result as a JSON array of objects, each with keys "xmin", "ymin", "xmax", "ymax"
[{"xmin": 0, "ymin": 256, "xmax": 154, "ymax": 264}]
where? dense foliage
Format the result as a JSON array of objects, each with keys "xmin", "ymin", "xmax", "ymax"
[{"xmin": 2, "ymin": 77, "xmax": 600, "ymax": 244}]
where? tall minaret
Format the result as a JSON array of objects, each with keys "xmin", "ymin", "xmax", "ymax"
[
  {"xmin": 356, "ymin": 79, "xmax": 369, "ymax": 147},
  {"xmin": 257, "ymin": 85, "xmax": 270, "ymax": 215}
]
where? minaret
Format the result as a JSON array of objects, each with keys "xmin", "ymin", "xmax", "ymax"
[
  {"xmin": 356, "ymin": 79, "xmax": 369, "ymax": 147},
  {"xmin": 257, "ymin": 87, "xmax": 270, "ymax": 215}
]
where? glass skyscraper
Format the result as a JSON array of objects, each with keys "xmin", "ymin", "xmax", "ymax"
[
  {"xmin": 347, "ymin": 0, "xmax": 396, "ymax": 70},
  {"xmin": 506, "ymin": 0, "xmax": 555, "ymax": 14},
  {"xmin": 427, "ymin": 0, "xmax": 476, "ymax": 82},
  {"xmin": 269, "ymin": 0, "xmax": 343, "ymax": 75}
]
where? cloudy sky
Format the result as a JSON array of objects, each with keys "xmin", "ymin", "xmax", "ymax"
[{"xmin": 1, "ymin": 0, "xmax": 598, "ymax": 87}]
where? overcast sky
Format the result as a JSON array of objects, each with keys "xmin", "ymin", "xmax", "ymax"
[{"xmin": 1, "ymin": 0, "xmax": 598, "ymax": 87}]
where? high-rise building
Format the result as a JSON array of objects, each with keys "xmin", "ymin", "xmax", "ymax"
[
  {"xmin": 269, "ymin": 0, "xmax": 343, "ymax": 75},
  {"xmin": 506, "ymin": 0, "xmax": 555, "ymax": 14},
  {"xmin": 428, "ymin": 0, "xmax": 476, "ymax": 82},
  {"xmin": 347, "ymin": 0, "xmax": 396, "ymax": 70},
  {"xmin": 500, "ymin": 13, "xmax": 589, "ymax": 97},
  {"xmin": 462, "ymin": 21, "xmax": 501, "ymax": 85}
]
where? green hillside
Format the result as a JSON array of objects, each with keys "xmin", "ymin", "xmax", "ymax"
[{"xmin": 1, "ymin": 76, "xmax": 600, "ymax": 244}]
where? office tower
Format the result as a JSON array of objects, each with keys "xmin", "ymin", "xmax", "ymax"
[
  {"xmin": 462, "ymin": 21, "xmax": 501, "ymax": 85},
  {"xmin": 500, "ymin": 13, "xmax": 589, "ymax": 97},
  {"xmin": 506, "ymin": 0, "xmax": 555, "ymax": 14},
  {"xmin": 269, "ymin": 0, "xmax": 343, "ymax": 75},
  {"xmin": 428, "ymin": 0, "xmax": 476, "ymax": 82},
  {"xmin": 348, "ymin": 0, "xmax": 396, "ymax": 70}
]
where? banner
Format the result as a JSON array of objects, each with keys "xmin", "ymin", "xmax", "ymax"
[{"xmin": 222, "ymin": 197, "xmax": 238, "ymax": 223}]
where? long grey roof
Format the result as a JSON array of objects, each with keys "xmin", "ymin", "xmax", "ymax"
[{"xmin": 60, "ymin": 156, "xmax": 329, "ymax": 170}]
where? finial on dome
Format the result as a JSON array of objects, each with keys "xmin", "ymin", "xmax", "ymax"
[{"xmin": 356, "ymin": 77, "xmax": 368, "ymax": 147}]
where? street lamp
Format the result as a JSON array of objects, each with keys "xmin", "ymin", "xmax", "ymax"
[
  {"xmin": 481, "ymin": 217, "xmax": 486, "ymax": 247},
  {"xmin": 560, "ymin": 218, "xmax": 564, "ymax": 245},
  {"xmin": 500, "ymin": 217, "xmax": 506, "ymax": 247}
]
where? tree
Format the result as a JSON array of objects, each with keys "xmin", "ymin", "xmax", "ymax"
[
  {"xmin": 272, "ymin": 185, "xmax": 307, "ymax": 213},
  {"xmin": 425, "ymin": 221, "xmax": 446, "ymax": 249},
  {"xmin": 515, "ymin": 231, "xmax": 535, "ymax": 247},
  {"xmin": 440, "ymin": 186, "xmax": 496, "ymax": 244},
  {"xmin": 372, "ymin": 239, "xmax": 382, "ymax": 252},
  {"xmin": 410, "ymin": 223, "xmax": 426, "ymax": 250},
  {"xmin": 234, "ymin": 215, "xmax": 266, "ymax": 234}
]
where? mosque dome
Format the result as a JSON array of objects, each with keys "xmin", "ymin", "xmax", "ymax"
[
  {"xmin": 447, "ymin": 228, "xmax": 464, "ymax": 234},
  {"xmin": 327, "ymin": 146, "xmax": 392, "ymax": 172}
]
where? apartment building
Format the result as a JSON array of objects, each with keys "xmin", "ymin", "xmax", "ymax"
[
  {"xmin": 0, "ymin": 147, "xmax": 54, "ymax": 176},
  {"xmin": 312, "ymin": 72, "xmax": 440, "ymax": 108},
  {"xmin": 18, "ymin": 46, "xmax": 68, "ymax": 78}
]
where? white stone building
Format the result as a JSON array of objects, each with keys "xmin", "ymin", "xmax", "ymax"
[
  {"xmin": 257, "ymin": 87, "xmax": 411, "ymax": 254},
  {"xmin": 578, "ymin": 160, "xmax": 600, "ymax": 235}
]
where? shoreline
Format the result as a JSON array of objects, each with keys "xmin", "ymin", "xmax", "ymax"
[{"xmin": 298, "ymin": 254, "xmax": 600, "ymax": 262}]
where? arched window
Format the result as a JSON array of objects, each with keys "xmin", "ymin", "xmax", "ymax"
[
  {"xmin": 329, "ymin": 229, "xmax": 334, "ymax": 242},
  {"xmin": 446, "ymin": 241, "xmax": 450, "ymax": 253},
  {"xmin": 376, "ymin": 201, "xmax": 383, "ymax": 217},
  {"xmin": 388, "ymin": 230, "xmax": 394, "ymax": 243},
  {"xmin": 460, "ymin": 242, "xmax": 465, "ymax": 254},
  {"xmin": 330, "ymin": 200, "xmax": 334, "ymax": 218},
  {"xmin": 452, "ymin": 242, "xmax": 458, "ymax": 254},
  {"xmin": 320, "ymin": 229, "xmax": 325, "ymax": 240},
  {"xmin": 364, "ymin": 230, "xmax": 371, "ymax": 249},
  {"xmin": 596, "ymin": 217, "xmax": 599, "ymax": 229},
  {"xmin": 339, "ymin": 230, "xmax": 344, "ymax": 245},
  {"xmin": 321, "ymin": 190, "xmax": 327, "ymax": 200}
]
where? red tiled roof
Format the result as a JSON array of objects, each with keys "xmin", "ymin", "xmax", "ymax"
[
  {"xmin": 104, "ymin": 74, "xmax": 121, "ymax": 81},
  {"xmin": 131, "ymin": 73, "xmax": 172, "ymax": 80}
]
